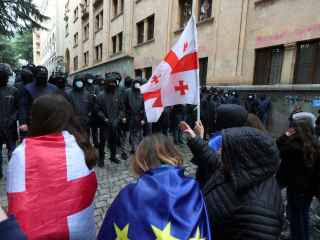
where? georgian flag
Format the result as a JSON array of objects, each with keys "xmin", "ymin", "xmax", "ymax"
[
  {"xmin": 140, "ymin": 16, "xmax": 200, "ymax": 122},
  {"xmin": 7, "ymin": 131, "xmax": 97, "ymax": 240}
]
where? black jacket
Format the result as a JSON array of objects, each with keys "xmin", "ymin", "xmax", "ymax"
[
  {"xmin": 0, "ymin": 86, "xmax": 18, "ymax": 141},
  {"xmin": 188, "ymin": 127, "xmax": 283, "ymax": 240},
  {"xmin": 19, "ymin": 82, "xmax": 58, "ymax": 125},
  {"xmin": 125, "ymin": 87, "xmax": 145, "ymax": 128},
  {"xmin": 0, "ymin": 216, "xmax": 27, "ymax": 240},
  {"xmin": 96, "ymin": 88, "xmax": 125, "ymax": 128},
  {"xmin": 277, "ymin": 134, "xmax": 320, "ymax": 196},
  {"xmin": 66, "ymin": 88, "xmax": 92, "ymax": 127}
]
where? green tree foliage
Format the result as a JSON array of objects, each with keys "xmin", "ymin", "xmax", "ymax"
[
  {"xmin": 0, "ymin": 36, "xmax": 18, "ymax": 67},
  {"xmin": 0, "ymin": 31, "xmax": 33, "ymax": 69},
  {"xmin": 0, "ymin": 0, "xmax": 49, "ymax": 37},
  {"xmin": 12, "ymin": 31, "xmax": 33, "ymax": 64}
]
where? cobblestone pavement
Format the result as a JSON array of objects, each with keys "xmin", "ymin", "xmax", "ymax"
[{"xmin": 0, "ymin": 142, "xmax": 196, "ymax": 231}]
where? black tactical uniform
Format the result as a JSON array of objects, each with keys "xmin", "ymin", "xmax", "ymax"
[
  {"xmin": 0, "ymin": 64, "xmax": 18, "ymax": 179},
  {"xmin": 96, "ymin": 73, "xmax": 126, "ymax": 165}
]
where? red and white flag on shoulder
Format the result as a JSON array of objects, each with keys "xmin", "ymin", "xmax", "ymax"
[
  {"xmin": 140, "ymin": 16, "xmax": 200, "ymax": 122},
  {"xmin": 7, "ymin": 132, "xmax": 97, "ymax": 240}
]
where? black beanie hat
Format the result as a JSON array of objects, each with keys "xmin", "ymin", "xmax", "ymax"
[{"xmin": 215, "ymin": 104, "xmax": 248, "ymax": 131}]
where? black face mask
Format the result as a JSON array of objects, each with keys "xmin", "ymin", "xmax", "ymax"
[
  {"xmin": 56, "ymin": 81, "xmax": 66, "ymax": 89},
  {"xmin": 0, "ymin": 78, "xmax": 7, "ymax": 87},
  {"xmin": 105, "ymin": 84, "xmax": 116, "ymax": 92},
  {"xmin": 36, "ymin": 77, "xmax": 47, "ymax": 87}
]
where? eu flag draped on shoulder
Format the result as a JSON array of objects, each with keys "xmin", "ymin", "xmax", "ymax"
[{"xmin": 98, "ymin": 166, "xmax": 211, "ymax": 239}]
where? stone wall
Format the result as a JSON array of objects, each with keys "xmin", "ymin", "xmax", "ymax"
[{"xmin": 235, "ymin": 89, "xmax": 320, "ymax": 136}]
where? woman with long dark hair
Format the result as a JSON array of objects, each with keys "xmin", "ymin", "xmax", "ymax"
[
  {"xmin": 7, "ymin": 94, "xmax": 97, "ymax": 239},
  {"xmin": 277, "ymin": 112, "xmax": 320, "ymax": 240},
  {"xmin": 180, "ymin": 121, "xmax": 283, "ymax": 240}
]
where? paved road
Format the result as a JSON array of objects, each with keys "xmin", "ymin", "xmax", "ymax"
[{"xmin": 0, "ymin": 143, "xmax": 196, "ymax": 231}]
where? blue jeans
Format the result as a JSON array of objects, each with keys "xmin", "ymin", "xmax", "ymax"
[{"xmin": 287, "ymin": 190, "xmax": 312, "ymax": 240}]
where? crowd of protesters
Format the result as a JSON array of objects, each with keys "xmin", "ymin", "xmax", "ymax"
[{"xmin": 0, "ymin": 62, "xmax": 319, "ymax": 239}]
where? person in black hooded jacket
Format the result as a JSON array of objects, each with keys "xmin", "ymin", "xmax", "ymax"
[
  {"xmin": 124, "ymin": 78, "xmax": 146, "ymax": 153},
  {"xmin": 277, "ymin": 112, "xmax": 320, "ymax": 240},
  {"xmin": 180, "ymin": 121, "xmax": 283, "ymax": 240},
  {"xmin": 66, "ymin": 76, "xmax": 93, "ymax": 129}
]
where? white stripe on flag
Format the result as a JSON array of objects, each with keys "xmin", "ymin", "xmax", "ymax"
[
  {"xmin": 68, "ymin": 203, "xmax": 96, "ymax": 240},
  {"xmin": 63, "ymin": 131, "xmax": 93, "ymax": 181},
  {"xmin": 7, "ymin": 141, "xmax": 26, "ymax": 193}
]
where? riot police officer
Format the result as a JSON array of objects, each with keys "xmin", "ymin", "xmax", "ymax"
[
  {"xmin": 19, "ymin": 66, "xmax": 58, "ymax": 132},
  {"xmin": 0, "ymin": 64, "xmax": 18, "ymax": 179},
  {"xmin": 124, "ymin": 77, "xmax": 145, "ymax": 153},
  {"xmin": 96, "ymin": 72, "xmax": 126, "ymax": 165},
  {"xmin": 66, "ymin": 76, "xmax": 93, "ymax": 130}
]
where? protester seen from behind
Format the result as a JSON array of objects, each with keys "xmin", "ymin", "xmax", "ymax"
[
  {"xmin": 98, "ymin": 134, "xmax": 211, "ymax": 239},
  {"xmin": 277, "ymin": 112, "xmax": 320, "ymax": 240},
  {"xmin": 0, "ymin": 64, "xmax": 18, "ymax": 179},
  {"xmin": 7, "ymin": 93, "xmax": 97, "ymax": 239},
  {"xmin": 180, "ymin": 120, "xmax": 283, "ymax": 240}
]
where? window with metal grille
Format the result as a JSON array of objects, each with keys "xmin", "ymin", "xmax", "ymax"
[
  {"xmin": 113, "ymin": 0, "xmax": 118, "ymax": 17},
  {"xmin": 179, "ymin": 0, "xmax": 192, "ymax": 28},
  {"xmin": 95, "ymin": 44, "xmax": 102, "ymax": 61},
  {"xmin": 83, "ymin": 23, "xmax": 89, "ymax": 41},
  {"xmin": 73, "ymin": 56, "xmax": 78, "ymax": 70},
  {"xmin": 199, "ymin": 57, "xmax": 208, "ymax": 86},
  {"xmin": 73, "ymin": 33, "xmax": 79, "ymax": 47},
  {"xmin": 84, "ymin": 51, "xmax": 89, "ymax": 66},
  {"xmin": 147, "ymin": 15, "xmax": 155, "ymax": 41},
  {"xmin": 95, "ymin": 11, "xmax": 103, "ymax": 32},
  {"xmin": 294, "ymin": 39, "xmax": 320, "ymax": 84},
  {"xmin": 120, "ymin": 0, "xmax": 124, "ymax": 13},
  {"xmin": 118, "ymin": 32, "xmax": 123, "ymax": 52},
  {"xmin": 137, "ymin": 21, "xmax": 144, "ymax": 44},
  {"xmin": 254, "ymin": 46, "xmax": 284, "ymax": 85},
  {"xmin": 112, "ymin": 35, "xmax": 117, "ymax": 54},
  {"xmin": 74, "ymin": 7, "xmax": 79, "ymax": 22}
]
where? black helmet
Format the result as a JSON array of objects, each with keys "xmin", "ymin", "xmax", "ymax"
[
  {"xmin": 34, "ymin": 66, "xmax": 48, "ymax": 87},
  {"xmin": 124, "ymin": 76, "xmax": 133, "ymax": 88},
  {"xmin": 0, "ymin": 63, "xmax": 12, "ymax": 77},
  {"xmin": 105, "ymin": 72, "xmax": 121, "ymax": 85},
  {"xmin": 20, "ymin": 69, "xmax": 33, "ymax": 85},
  {"xmin": 34, "ymin": 66, "xmax": 48, "ymax": 78},
  {"xmin": 22, "ymin": 64, "xmax": 36, "ymax": 75}
]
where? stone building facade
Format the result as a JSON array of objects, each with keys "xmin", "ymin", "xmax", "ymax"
[
  {"xmin": 36, "ymin": 0, "xmax": 320, "ymax": 87},
  {"xmin": 63, "ymin": 0, "xmax": 251, "ymax": 84},
  {"xmin": 33, "ymin": 0, "xmax": 66, "ymax": 76}
]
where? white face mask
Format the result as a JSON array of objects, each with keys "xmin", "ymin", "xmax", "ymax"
[
  {"xmin": 75, "ymin": 81, "xmax": 84, "ymax": 88},
  {"xmin": 88, "ymin": 79, "xmax": 94, "ymax": 84},
  {"xmin": 134, "ymin": 83, "xmax": 141, "ymax": 89}
]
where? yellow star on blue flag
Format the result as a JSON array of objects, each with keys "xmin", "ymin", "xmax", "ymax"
[
  {"xmin": 114, "ymin": 223, "xmax": 130, "ymax": 240},
  {"xmin": 151, "ymin": 222, "xmax": 179, "ymax": 240},
  {"xmin": 189, "ymin": 227, "xmax": 206, "ymax": 240}
]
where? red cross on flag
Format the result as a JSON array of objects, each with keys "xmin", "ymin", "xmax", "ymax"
[
  {"xmin": 7, "ymin": 132, "xmax": 97, "ymax": 240},
  {"xmin": 140, "ymin": 16, "xmax": 200, "ymax": 122}
]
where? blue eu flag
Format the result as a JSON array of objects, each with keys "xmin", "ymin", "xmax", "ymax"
[{"xmin": 98, "ymin": 166, "xmax": 212, "ymax": 239}]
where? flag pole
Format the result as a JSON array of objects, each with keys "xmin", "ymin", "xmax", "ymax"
[{"xmin": 193, "ymin": 15, "xmax": 201, "ymax": 122}]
